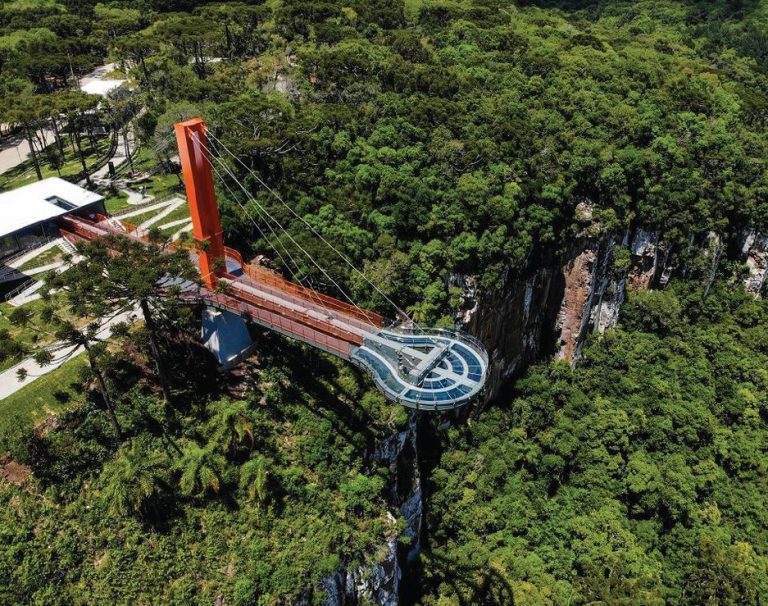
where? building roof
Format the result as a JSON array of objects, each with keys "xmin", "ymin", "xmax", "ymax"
[{"xmin": 0, "ymin": 178, "xmax": 104, "ymax": 239}]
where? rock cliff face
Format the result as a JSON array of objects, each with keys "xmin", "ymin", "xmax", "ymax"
[
  {"xmin": 465, "ymin": 224, "xmax": 768, "ymax": 400},
  {"xmin": 741, "ymin": 231, "xmax": 768, "ymax": 296},
  {"xmin": 309, "ymin": 413, "xmax": 421, "ymax": 606}
]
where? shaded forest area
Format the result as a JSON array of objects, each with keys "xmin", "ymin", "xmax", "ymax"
[{"xmin": 1, "ymin": 0, "xmax": 767, "ymax": 604}]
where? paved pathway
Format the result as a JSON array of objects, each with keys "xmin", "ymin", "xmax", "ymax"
[
  {"xmin": 7, "ymin": 260, "xmax": 75, "ymax": 306},
  {"xmin": 138, "ymin": 198, "xmax": 186, "ymax": 229},
  {"xmin": 79, "ymin": 62, "xmax": 126, "ymax": 97},
  {"xmin": 158, "ymin": 217, "xmax": 191, "ymax": 230},
  {"xmin": 3, "ymin": 239, "xmax": 64, "ymax": 270},
  {"xmin": 116, "ymin": 198, "xmax": 177, "ymax": 219},
  {"xmin": 172, "ymin": 222, "xmax": 194, "ymax": 241},
  {"xmin": 0, "ymin": 239, "xmax": 67, "ymax": 284},
  {"xmin": 0, "ymin": 307, "xmax": 137, "ymax": 401},
  {"xmin": 125, "ymin": 188, "xmax": 154, "ymax": 205}
]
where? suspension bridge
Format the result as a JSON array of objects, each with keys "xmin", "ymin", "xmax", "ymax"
[{"xmin": 56, "ymin": 118, "xmax": 488, "ymax": 411}]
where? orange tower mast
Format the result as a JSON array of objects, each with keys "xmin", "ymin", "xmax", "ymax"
[{"xmin": 174, "ymin": 118, "xmax": 225, "ymax": 288}]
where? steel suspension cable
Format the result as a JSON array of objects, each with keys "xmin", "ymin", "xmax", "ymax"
[
  {"xmin": 201, "ymin": 137, "xmax": 381, "ymax": 332},
  {"xmin": 205, "ymin": 130, "xmax": 422, "ymax": 329},
  {"xmin": 204, "ymin": 151, "xmax": 295, "ymax": 275},
  {"xmin": 193, "ymin": 133, "xmax": 380, "ymax": 331},
  {"xmin": 203, "ymin": 152, "xmax": 355, "ymax": 327}
]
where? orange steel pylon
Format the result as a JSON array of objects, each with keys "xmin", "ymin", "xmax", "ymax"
[{"xmin": 174, "ymin": 118, "xmax": 225, "ymax": 288}]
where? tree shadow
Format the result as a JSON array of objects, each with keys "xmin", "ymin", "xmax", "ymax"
[
  {"xmin": 416, "ymin": 550, "xmax": 517, "ymax": 606},
  {"xmin": 259, "ymin": 333, "xmax": 379, "ymax": 451}
]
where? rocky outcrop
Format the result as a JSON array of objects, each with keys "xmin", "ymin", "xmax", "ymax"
[
  {"xmin": 627, "ymin": 229, "xmax": 673, "ymax": 290},
  {"xmin": 462, "ymin": 219, "xmax": 768, "ymax": 401},
  {"xmin": 463, "ymin": 221, "xmax": 676, "ymax": 397},
  {"xmin": 554, "ymin": 247, "xmax": 597, "ymax": 362},
  {"xmin": 321, "ymin": 532, "xmax": 400, "ymax": 606},
  {"xmin": 465, "ymin": 261, "xmax": 562, "ymax": 401},
  {"xmin": 741, "ymin": 231, "xmax": 768, "ymax": 296}
]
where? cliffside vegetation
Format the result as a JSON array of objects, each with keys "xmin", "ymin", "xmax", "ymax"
[{"xmin": 1, "ymin": 0, "xmax": 767, "ymax": 604}]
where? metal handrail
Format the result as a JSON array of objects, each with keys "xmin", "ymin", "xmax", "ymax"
[
  {"xmin": 3, "ymin": 277, "xmax": 35, "ymax": 301},
  {"xmin": 0, "ymin": 236, "xmax": 57, "ymax": 271}
]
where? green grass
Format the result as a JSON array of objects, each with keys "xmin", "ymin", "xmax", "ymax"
[
  {"xmin": 120, "ymin": 207, "xmax": 163, "ymax": 228},
  {"xmin": 0, "ymin": 356, "xmax": 88, "ymax": 436},
  {"xmin": 143, "ymin": 172, "xmax": 184, "ymax": 200},
  {"xmin": 0, "ymin": 295, "xmax": 77, "ymax": 372},
  {"xmin": 122, "ymin": 146, "xmax": 185, "ymax": 200},
  {"xmin": 0, "ymin": 301, "xmax": 45, "ymax": 371},
  {"xmin": 0, "ymin": 136, "xmax": 112, "ymax": 191},
  {"xmin": 17, "ymin": 246, "xmax": 63, "ymax": 273},
  {"xmin": 104, "ymin": 190, "xmax": 131, "ymax": 214},
  {"xmin": 156, "ymin": 204, "xmax": 191, "ymax": 232},
  {"xmin": 104, "ymin": 68, "xmax": 126, "ymax": 79}
]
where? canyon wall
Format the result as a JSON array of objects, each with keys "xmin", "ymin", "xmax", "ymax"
[{"xmin": 465, "ymin": 221, "xmax": 766, "ymax": 402}]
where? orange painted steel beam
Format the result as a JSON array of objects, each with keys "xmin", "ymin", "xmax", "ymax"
[{"xmin": 174, "ymin": 118, "xmax": 225, "ymax": 289}]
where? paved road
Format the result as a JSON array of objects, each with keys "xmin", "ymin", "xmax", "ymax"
[
  {"xmin": 0, "ymin": 129, "xmax": 55, "ymax": 176},
  {"xmin": 0, "ymin": 307, "xmax": 137, "ymax": 401}
]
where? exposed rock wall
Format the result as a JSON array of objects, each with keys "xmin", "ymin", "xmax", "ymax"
[
  {"xmin": 463, "ymin": 225, "xmax": 669, "ymax": 398},
  {"xmin": 320, "ymin": 533, "xmax": 400, "ymax": 606},
  {"xmin": 463, "ymin": 224, "xmax": 768, "ymax": 401},
  {"xmin": 741, "ymin": 231, "xmax": 768, "ymax": 296},
  {"xmin": 465, "ymin": 260, "xmax": 562, "ymax": 401},
  {"xmin": 554, "ymin": 247, "xmax": 597, "ymax": 362}
]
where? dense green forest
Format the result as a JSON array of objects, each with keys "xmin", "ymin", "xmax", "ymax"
[
  {"xmin": 422, "ymin": 282, "xmax": 768, "ymax": 604},
  {"xmin": 1, "ymin": 0, "xmax": 767, "ymax": 604}
]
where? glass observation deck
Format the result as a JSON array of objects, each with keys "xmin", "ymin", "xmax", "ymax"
[{"xmin": 350, "ymin": 328, "xmax": 488, "ymax": 411}]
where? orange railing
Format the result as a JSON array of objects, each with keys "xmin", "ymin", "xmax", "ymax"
[
  {"xmin": 224, "ymin": 277, "xmax": 364, "ymax": 346},
  {"xmin": 180, "ymin": 288, "xmax": 355, "ymax": 358},
  {"xmin": 57, "ymin": 214, "xmax": 372, "ymax": 354},
  {"xmin": 243, "ymin": 263, "xmax": 384, "ymax": 327},
  {"xmin": 223, "ymin": 244, "xmax": 382, "ymax": 327}
]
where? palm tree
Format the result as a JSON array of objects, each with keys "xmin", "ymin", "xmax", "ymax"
[
  {"xmin": 100, "ymin": 442, "xmax": 169, "ymax": 518},
  {"xmin": 239, "ymin": 455, "xmax": 269, "ymax": 506},
  {"xmin": 175, "ymin": 442, "xmax": 227, "ymax": 497},
  {"xmin": 206, "ymin": 399, "xmax": 254, "ymax": 457}
]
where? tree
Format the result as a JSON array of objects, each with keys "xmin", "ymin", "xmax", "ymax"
[
  {"xmin": 9, "ymin": 303, "xmax": 124, "ymax": 440},
  {"xmin": 176, "ymin": 442, "xmax": 227, "ymax": 497},
  {"xmin": 113, "ymin": 31, "xmax": 156, "ymax": 85},
  {"xmin": 47, "ymin": 235, "xmax": 199, "ymax": 403},
  {"xmin": 100, "ymin": 440, "xmax": 170, "ymax": 518},
  {"xmin": 105, "ymin": 88, "xmax": 139, "ymax": 173},
  {"xmin": 206, "ymin": 399, "xmax": 254, "ymax": 458},
  {"xmin": 56, "ymin": 90, "xmax": 101, "ymax": 186},
  {"xmin": 239, "ymin": 455, "xmax": 269, "ymax": 505},
  {"xmin": 2, "ymin": 84, "xmax": 45, "ymax": 180}
]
